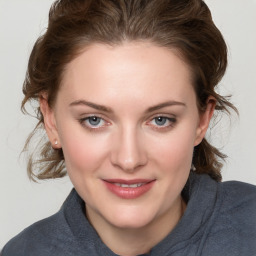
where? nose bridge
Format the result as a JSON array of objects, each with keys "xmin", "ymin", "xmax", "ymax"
[{"xmin": 111, "ymin": 124, "xmax": 147, "ymax": 171}]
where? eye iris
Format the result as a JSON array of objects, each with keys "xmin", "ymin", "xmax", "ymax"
[
  {"xmin": 155, "ymin": 117, "xmax": 167, "ymax": 126},
  {"xmin": 88, "ymin": 116, "xmax": 101, "ymax": 126}
]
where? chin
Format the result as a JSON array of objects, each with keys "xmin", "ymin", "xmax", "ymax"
[{"xmin": 104, "ymin": 206, "xmax": 159, "ymax": 230}]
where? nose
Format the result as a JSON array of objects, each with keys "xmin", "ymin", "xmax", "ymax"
[{"xmin": 110, "ymin": 127, "xmax": 148, "ymax": 173}]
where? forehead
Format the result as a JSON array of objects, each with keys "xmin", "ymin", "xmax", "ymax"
[{"xmin": 59, "ymin": 42, "xmax": 195, "ymax": 107}]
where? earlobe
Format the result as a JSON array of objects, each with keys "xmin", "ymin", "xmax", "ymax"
[
  {"xmin": 194, "ymin": 97, "xmax": 216, "ymax": 146},
  {"xmin": 39, "ymin": 95, "xmax": 61, "ymax": 149}
]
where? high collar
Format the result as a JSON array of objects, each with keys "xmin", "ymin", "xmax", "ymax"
[
  {"xmin": 151, "ymin": 173, "xmax": 221, "ymax": 255},
  {"xmin": 62, "ymin": 173, "xmax": 221, "ymax": 255}
]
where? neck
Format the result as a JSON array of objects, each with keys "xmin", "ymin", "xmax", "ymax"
[{"xmin": 86, "ymin": 196, "xmax": 186, "ymax": 256}]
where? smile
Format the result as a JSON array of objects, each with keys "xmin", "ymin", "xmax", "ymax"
[
  {"xmin": 113, "ymin": 183, "xmax": 146, "ymax": 188},
  {"xmin": 102, "ymin": 179, "xmax": 156, "ymax": 199}
]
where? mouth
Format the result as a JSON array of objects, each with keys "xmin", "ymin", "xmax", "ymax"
[
  {"xmin": 111, "ymin": 182, "xmax": 148, "ymax": 188},
  {"xmin": 102, "ymin": 179, "xmax": 156, "ymax": 199}
]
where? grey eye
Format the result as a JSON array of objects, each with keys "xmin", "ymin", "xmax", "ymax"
[
  {"xmin": 88, "ymin": 116, "xmax": 101, "ymax": 126},
  {"xmin": 154, "ymin": 117, "xmax": 168, "ymax": 126}
]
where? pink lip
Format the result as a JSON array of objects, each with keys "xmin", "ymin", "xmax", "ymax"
[{"xmin": 102, "ymin": 179, "xmax": 156, "ymax": 199}]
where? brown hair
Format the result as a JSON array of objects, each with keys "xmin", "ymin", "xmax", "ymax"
[{"xmin": 22, "ymin": 0, "xmax": 237, "ymax": 182}]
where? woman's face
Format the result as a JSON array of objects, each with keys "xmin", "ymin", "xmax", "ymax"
[{"xmin": 42, "ymin": 42, "xmax": 213, "ymax": 231}]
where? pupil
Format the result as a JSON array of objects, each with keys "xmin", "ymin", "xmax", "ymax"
[
  {"xmin": 155, "ymin": 117, "xmax": 166, "ymax": 126},
  {"xmin": 89, "ymin": 116, "xmax": 100, "ymax": 125}
]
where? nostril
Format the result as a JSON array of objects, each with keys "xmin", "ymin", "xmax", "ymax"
[{"xmin": 111, "ymin": 156, "xmax": 148, "ymax": 173}]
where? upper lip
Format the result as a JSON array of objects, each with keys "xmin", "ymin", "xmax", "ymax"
[{"xmin": 102, "ymin": 179, "xmax": 155, "ymax": 184}]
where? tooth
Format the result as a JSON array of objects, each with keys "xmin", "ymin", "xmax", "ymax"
[
  {"xmin": 113, "ymin": 183, "xmax": 146, "ymax": 188},
  {"xmin": 135, "ymin": 183, "xmax": 145, "ymax": 187},
  {"xmin": 121, "ymin": 184, "xmax": 129, "ymax": 188}
]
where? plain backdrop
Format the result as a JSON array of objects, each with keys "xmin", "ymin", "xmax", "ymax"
[{"xmin": 0, "ymin": 0, "xmax": 256, "ymax": 248}]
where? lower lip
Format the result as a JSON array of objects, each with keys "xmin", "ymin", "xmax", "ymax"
[{"xmin": 103, "ymin": 180, "xmax": 155, "ymax": 199}]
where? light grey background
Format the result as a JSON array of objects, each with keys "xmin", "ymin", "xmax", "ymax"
[{"xmin": 0, "ymin": 0, "xmax": 256, "ymax": 248}]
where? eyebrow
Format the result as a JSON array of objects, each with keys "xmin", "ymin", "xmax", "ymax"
[
  {"xmin": 145, "ymin": 101, "xmax": 186, "ymax": 113},
  {"xmin": 69, "ymin": 100, "xmax": 113, "ymax": 113},
  {"xmin": 69, "ymin": 100, "xmax": 186, "ymax": 113}
]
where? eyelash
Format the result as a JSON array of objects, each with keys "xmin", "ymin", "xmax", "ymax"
[
  {"xmin": 78, "ymin": 115, "xmax": 110, "ymax": 132},
  {"xmin": 78, "ymin": 115, "xmax": 177, "ymax": 132},
  {"xmin": 146, "ymin": 116, "xmax": 177, "ymax": 131}
]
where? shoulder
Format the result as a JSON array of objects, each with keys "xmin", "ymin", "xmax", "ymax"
[
  {"xmin": 219, "ymin": 180, "xmax": 256, "ymax": 214},
  {"xmin": 1, "ymin": 209, "xmax": 74, "ymax": 256},
  {"xmin": 204, "ymin": 180, "xmax": 256, "ymax": 255},
  {"xmin": 1, "ymin": 189, "xmax": 83, "ymax": 256},
  {"xmin": 217, "ymin": 180, "xmax": 256, "ymax": 235}
]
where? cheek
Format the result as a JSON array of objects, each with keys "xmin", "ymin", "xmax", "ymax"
[
  {"xmin": 58, "ymin": 125, "xmax": 110, "ymax": 176},
  {"xmin": 151, "ymin": 127, "xmax": 196, "ymax": 171}
]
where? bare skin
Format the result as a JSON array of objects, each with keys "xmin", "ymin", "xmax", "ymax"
[{"xmin": 40, "ymin": 42, "xmax": 215, "ymax": 255}]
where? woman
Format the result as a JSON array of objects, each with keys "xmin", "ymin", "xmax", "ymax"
[{"xmin": 2, "ymin": 0, "xmax": 256, "ymax": 255}]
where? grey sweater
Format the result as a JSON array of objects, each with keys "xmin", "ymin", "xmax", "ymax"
[{"xmin": 2, "ymin": 173, "xmax": 256, "ymax": 255}]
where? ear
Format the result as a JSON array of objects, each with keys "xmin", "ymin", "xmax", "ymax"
[
  {"xmin": 194, "ymin": 97, "xmax": 216, "ymax": 146},
  {"xmin": 40, "ymin": 94, "xmax": 61, "ymax": 149}
]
